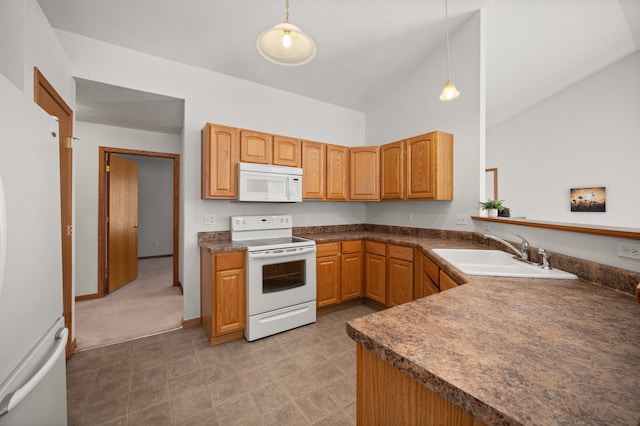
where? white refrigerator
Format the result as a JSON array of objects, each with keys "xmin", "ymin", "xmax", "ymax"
[{"xmin": 0, "ymin": 75, "xmax": 68, "ymax": 424}]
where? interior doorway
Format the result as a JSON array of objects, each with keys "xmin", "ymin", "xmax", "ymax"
[{"xmin": 98, "ymin": 147, "xmax": 180, "ymax": 297}]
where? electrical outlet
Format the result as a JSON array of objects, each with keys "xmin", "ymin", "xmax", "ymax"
[
  {"xmin": 456, "ymin": 214, "xmax": 468, "ymax": 225},
  {"xmin": 204, "ymin": 214, "xmax": 216, "ymax": 225},
  {"xmin": 303, "ymin": 214, "xmax": 309, "ymax": 223},
  {"xmin": 617, "ymin": 241, "xmax": 640, "ymax": 260},
  {"xmin": 483, "ymin": 223, "xmax": 491, "ymax": 232},
  {"xmin": 407, "ymin": 213, "xmax": 413, "ymax": 223}
]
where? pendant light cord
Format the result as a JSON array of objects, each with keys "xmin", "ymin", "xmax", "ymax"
[
  {"xmin": 285, "ymin": 0, "xmax": 289, "ymax": 22},
  {"xmin": 445, "ymin": 0, "xmax": 451, "ymax": 81}
]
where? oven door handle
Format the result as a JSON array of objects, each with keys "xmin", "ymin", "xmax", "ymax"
[{"xmin": 248, "ymin": 246, "xmax": 316, "ymax": 259}]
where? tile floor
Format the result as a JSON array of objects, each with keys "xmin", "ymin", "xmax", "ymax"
[{"xmin": 66, "ymin": 303, "xmax": 377, "ymax": 425}]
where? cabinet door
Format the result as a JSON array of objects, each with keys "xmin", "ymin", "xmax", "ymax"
[
  {"xmin": 365, "ymin": 252, "xmax": 386, "ymax": 304},
  {"xmin": 317, "ymin": 254, "xmax": 341, "ymax": 307},
  {"xmin": 380, "ymin": 140, "xmax": 405, "ymax": 200},
  {"xmin": 439, "ymin": 270, "xmax": 458, "ymax": 291},
  {"xmin": 342, "ymin": 251, "xmax": 363, "ymax": 301},
  {"xmin": 240, "ymin": 130, "xmax": 273, "ymax": 164},
  {"xmin": 215, "ymin": 268, "xmax": 245, "ymax": 335},
  {"xmin": 201, "ymin": 124, "xmax": 240, "ymax": 199},
  {"xmin": 326, "ymin": 144, "xmax": 349, "ymax": 200},
  {"xmin": 387, "ymin": 257, "xmax": 413, "ymax": 307},
  {"xmin": 302, "ymin": 141, "xmax": 326, "ymax": 199},
  {"xmin": 420, "ymin": 271, "xmax": 440, "ymax": 298},
  {"xmin": 349, "ymin": 147, "xmax": 380, "ymax": 200},
  {"xmin": 406, "ymin": 132, "xmax": 453, "ymax": 200},
  {"xmin": 273, "ymin": 136, "xmax": 301, "ymax": 167}
]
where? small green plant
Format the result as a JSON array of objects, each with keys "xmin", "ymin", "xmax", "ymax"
[{"xmin": 479, "ymin": 199, "xmax": 505, "ymax": 211}]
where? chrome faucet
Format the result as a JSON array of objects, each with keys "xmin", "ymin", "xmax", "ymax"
[
  {"xmin": 538, "ymin": 248, "xmax": 551, "ymax": 270},
  {"xmin": 483, "ymin": 233, "xmax": 531, "ymax": 262}
]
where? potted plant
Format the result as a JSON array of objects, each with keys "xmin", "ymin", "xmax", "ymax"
[{"xmin": 479, "ymin": 199, "xmax": 505, "ymax": 217}]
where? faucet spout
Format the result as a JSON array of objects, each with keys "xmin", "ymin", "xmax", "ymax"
[{"xmin": 483, "ymin": 234, "xmax": 523, "ymax": 258}]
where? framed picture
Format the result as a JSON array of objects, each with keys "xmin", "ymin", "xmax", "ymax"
[{"xmin": 570, "ymin": 187, "xmax": 606, "ymax": 212}]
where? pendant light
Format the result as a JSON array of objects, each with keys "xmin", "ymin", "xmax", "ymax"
[
  {"xmin": 439, "ymin": 0, "xmax": 460, "ymax": 101},
  {"xmin": 257, "ymin": 0, "xmax": 316, "ymax": 66}
]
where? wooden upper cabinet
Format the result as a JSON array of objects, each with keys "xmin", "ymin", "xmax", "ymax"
[
  {"xmin": 240, "ymin": 130, "xmax": 273, "ymax": 164},
  {"xmin": 273, "ymin": 135, "xmax": 301, "ymax": 167},
  {"xmin": 350, "ymin": 146, "xmax": 380, "ymax": 200},
  {"xmin": 326, "ymin": 144, "xmax": 349, "ymax": 201},
  {"xmin": 406, "ymin": 131, "xmax": 454, "ymax": 200},
  {"xmin": 302, "ymin": 140, "xmax": 326, "ymax": 199},
  {"xmin": 380, "ymin": 140, "xmax": 405, "ymax": 200},
  {"xmin": 201, "ymin": 123, "xmax": 240, "ymax": 199}
]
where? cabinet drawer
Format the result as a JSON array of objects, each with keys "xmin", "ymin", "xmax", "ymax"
[
  {"xmin": 316, "ymin": 242, "xmax": 340, "ymax": 257},
  {"xmin": 216, "ymin": 251, "xmax": 245, "ymax": 271},
  {"xmin": 387, "ymin": 244, "xmax": 413, "ymax": 262},
  {"xmin": 423, "ymin": 254, "xmax": 440, "ymax": 285},
  {"xmin": 342, "ymin": 240, "xmax": 362, "ymax": 254},
  {"xmin": 365, "ymin": 240, "xmax": 385, "ymax": 256}
]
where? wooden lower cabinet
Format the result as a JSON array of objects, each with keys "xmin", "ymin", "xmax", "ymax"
[
  {"xmin": 440, "ymin": 270, "xmax": 459, "ymax": 291},
  {"xmin": 416, "ymin": 254, "xmax": 441, "ymax": 298},
  {"xmin": 357, "ymin": 344, "xmax": 486, "ymax": 425},
  {"xmin": 200, "ymin": 249, "xmax": 246, "ymax": 345},
  {"xmin": 386, "ymin": 244, "xmax": 414, "ymax": 307},
  {"xmin": 341, "ymin": 240, "xmax": 363, "ymax": 301},
  {"xmin": 365, "ymin": 241, "xmax": 386, "ymax": 304},
  {"xmin": 316, "ymin": 242, "xmax": 341, "ymax": 307}
]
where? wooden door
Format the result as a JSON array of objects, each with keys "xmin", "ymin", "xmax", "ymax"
[
  {"xmin": 302, "ymin": 141, "xmax": 326, "ymax": 199},
  {"xmin": 107, "ymin": 155, "xmax": 139, "ymax": 293},
  {"xmin": 349, "ymin": 147, "xmax": 380, "ymax": 200},
  {"xmin": 326, "ymin": 144, "xmax": 349, "ymax": 200},
  {"xmin": 341, "ymin": 240, "xmax": 363, "ymax": 301},
  {"xmin": 365, "ymin": 252, "xmax": 386, "ymax": 304},
  {"xmin": 201, "ymin": 124, "xmax": 240, "ymax": 199},
  {"xmin": 240, "ymin": 130, "xmax": 273, "ymax": 164},
  {"xmin": 387, "ymin": 258, "xmax": 413, "ymax": 307},
  {"xmin": 273, "ymin": 136, "xmax": 301, "ymax": 167},
  {"xmin": 317, "ymin": 254, "xmax": 341, "ymax": 307},
  {"xmin": 380, "ymin": 140, "xmax": 405, "ymax": 200},
  {"xmin": 215, "ymin": 268, "xmax": 245, "ymax": 335},
  {"xmin": 33, "ymin": 68, "xmax": 75, "ymax": 358}
]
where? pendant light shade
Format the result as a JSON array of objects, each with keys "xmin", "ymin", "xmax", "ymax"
[
  {"xmin": 257, "ymin": 1, "xmax": 316, "ymax": 66},
  {"xmin": 439, "ymin": 0, "xmax": 460, "ymax": 101}
]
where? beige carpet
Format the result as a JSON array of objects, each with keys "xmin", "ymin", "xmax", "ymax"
[{"xmin": 75, "ymin": 257, "xmax": 183, "ymax": 351}]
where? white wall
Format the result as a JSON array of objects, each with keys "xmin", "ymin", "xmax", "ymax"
[
  {"xmin": 0, "ymin": 0, "xmax": 24, "ymax": 89},
  {"xmin": 120, "ymin": 155, "xmax": 174, "ymax": 258},
  {"xmin": 364, "ymin": 12, "xmax": 485, "ymax": 231},
  {"xmin": 56, "ymin": 31, "xmax": 367, "ymax": 319},
  {"xmin": 487, "ymin": 51, "xmax": 640, "ymax": 228},
  {"xmin": 74, "ymin": 122, "xmax": 180, "ymax": 296}
]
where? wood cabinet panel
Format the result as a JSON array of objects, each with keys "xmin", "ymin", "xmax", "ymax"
[
  {"xmin": 273, "ymin": 135, "xmax": 301, "ymax": 167},
  {"xmin": 216, "ymin": 251, "xmax": 245, "ymax": 270},
  {"xmin": 439, "ymin": 270, "xmax": 458, "ymax": 291},
  {"xmin": 357, "ymin": 344, "xmax": 487, "ymax": 425},
  {"xmin": 380, "ymin": 140, "xmax": 405, "ymax": 200},
  {"xmin": 365, "ymin": 252, "xmax": 386, "ymax": 304},
  {"xmin": 387, "ymin": 257, "xmax": 413, "ymax": 307},
  {"xmin": 302, "ymin": 141, "xmax": 326, "ymax": 199},
  {"xmin": 342, "ymin": 239, "xmax": 363, "ymax": 254},
  {"xmin": 349, "ymin": 147, "xmax": 380, "ymax": 200},
  {"xmin": 342, "ymin": 250, "xmax": 363, "ymax": 301},
  {"xmin": 316, "ymin": 242, "xmax": 340, "ymax": 258},
  {"xmin": 240, "ymin": 130, "xmax": 273, "ymax": 164},
  {"xmin": 326, "ymin": 144, "xmax": 349, "ymax": 200},
  {"xmin": 423, "ymin": 254, "xmax": 440, "ymax": 285},
  {"xmin": 419, "ymin": 271, "xmax": 440, "ymax": 298},
  {"xmin": 406, "ymin": 131, "xmax": 453, "ymax": 200},
  {"xmin": 215, "ymin": 268, "xmax": 245, "ymax": 335},
  {"xmin": 388, "ymin": 244, "xmax": 413, "ymax": 262},
  {"xmin": 201, "ymin": 124, "xmax": 240, "ymax": 199},
  {"xmin": 365, "ymin": 240, "xmax": 385, "ymax": 256},
  {"xmin": 317, "ymin": 253, "xmax": 341, "ymax": 307}
]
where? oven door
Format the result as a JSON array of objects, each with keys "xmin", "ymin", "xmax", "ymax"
[{"xmin": 247, "ymin": 246, "xmax": 316, "ymax": 316}]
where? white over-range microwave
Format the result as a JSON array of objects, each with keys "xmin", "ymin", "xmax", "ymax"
[{"xmin": 238, "ymin": 162, "xmax": 303, "ymax": 202}]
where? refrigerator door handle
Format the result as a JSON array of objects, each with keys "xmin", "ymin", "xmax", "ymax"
[{"xmin": 0, "ymin": 327, "xmax": 68, "ymax": 418}]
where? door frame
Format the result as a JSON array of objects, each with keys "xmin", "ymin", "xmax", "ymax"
[
  {"xmin": 33, "ymin": 67, "xmax": 75, "ymax": 358},
  {"xmin": 98, "ymin": 147, "xmax": 180, "ymax": 297}
]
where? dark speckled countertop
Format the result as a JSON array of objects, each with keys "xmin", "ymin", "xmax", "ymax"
[{"xmin": 199, "ymin": 227, "xmax": 640, "ymax": 425}]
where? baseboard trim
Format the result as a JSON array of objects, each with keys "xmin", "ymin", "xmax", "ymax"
[
  {"xmin": 176, "ymin": 281, "xmax": 183, "ymax": 294},
  {"xmin": 182, "ymin": 317, "xmax": 201, "ymax": 328},
  {"xmin": 138, "ymin": 254, "xmax": 173, "ymax": 259},
  {"xmin": 75, "ymin": 293, "xmax": 100, "ymax": 301}
]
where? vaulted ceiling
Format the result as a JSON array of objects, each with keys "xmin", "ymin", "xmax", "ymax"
[{"xmin": 39, "ymin": 0, "xmax": 640, "ymax": 133}]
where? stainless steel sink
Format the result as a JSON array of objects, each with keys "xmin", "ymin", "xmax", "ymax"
[{"xmin": 432, "ymin": 249, "xmax": 578, "ymax": 279}]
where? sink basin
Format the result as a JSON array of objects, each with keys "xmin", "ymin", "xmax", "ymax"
[{"xmin": 432, "ymin": 249, "xmax": 578, "ymax": 279}]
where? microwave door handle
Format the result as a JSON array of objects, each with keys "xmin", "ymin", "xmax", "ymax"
[{"xmin": 287, "ymin": 177, "xmax": 292, "ymax": 201}]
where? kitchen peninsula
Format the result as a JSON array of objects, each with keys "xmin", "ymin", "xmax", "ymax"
[{"xmin": 346, "ymin": 272, "xmax": 640, "ymax": 425}]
